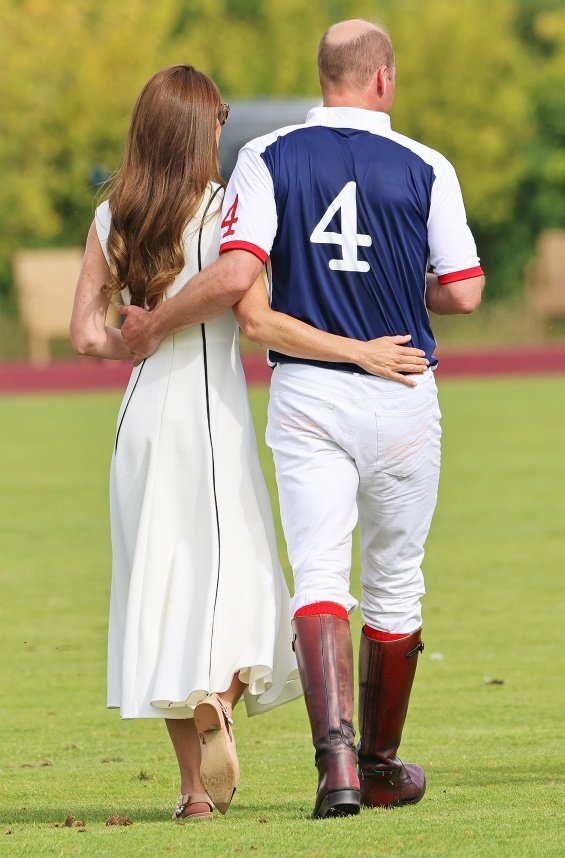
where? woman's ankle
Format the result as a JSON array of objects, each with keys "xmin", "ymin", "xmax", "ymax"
[
  {"xmin": 180, "ymin": 778, "xmax": 207, "ymax": 797},
  {"xmin": 216, "ymin": 674, "xmax": 247, "ymax": 711}
]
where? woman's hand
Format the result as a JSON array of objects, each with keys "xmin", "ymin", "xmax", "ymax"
[{"xmin": 355, "ymin": 335, "xmax": 429, "ymax": 387}]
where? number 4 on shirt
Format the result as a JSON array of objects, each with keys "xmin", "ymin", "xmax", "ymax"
[
  {"xmin": 310, "ymin": 181, "xmax": 372, "ymax": 273},
  {"xmin": 221, "ymin": 195, "xmax": 239, "ymax": 238}
]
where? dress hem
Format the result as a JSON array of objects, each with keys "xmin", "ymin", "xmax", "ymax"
[{"xmin": 108, "ymin": 671, "xmax": 302, "ymax": 720}]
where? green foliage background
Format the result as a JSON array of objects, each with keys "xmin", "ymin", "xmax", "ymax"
[{"xmin": 1, "ymin": 0, "xmax": 565, "ymax": 303}]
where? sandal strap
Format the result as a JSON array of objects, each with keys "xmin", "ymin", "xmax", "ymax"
[
  {"xmin": 209, "ymin": 693, "xmax": 234, "ymax": 725},
  {"xmin": 172, "ymin": 792, "xmax": 213, "ymax": 819}
]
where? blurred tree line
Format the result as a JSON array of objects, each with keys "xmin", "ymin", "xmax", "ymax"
[{"xmin": 1, "ymin": 0, "xmax": 565, "ymax": 305}]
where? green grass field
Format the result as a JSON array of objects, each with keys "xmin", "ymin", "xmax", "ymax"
[{"xmin": 0, "ymin": 378, "xmax": 564, "ymax": 857}]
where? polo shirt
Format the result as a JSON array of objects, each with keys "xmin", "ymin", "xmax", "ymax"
[{"xmin": 220, "ymin": 106, "xmax": 483, "ymax": 371}]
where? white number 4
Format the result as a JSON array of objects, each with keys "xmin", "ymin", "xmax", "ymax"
[{"xmin": 310, "ymin": 181, "xmax": 372, "ymax": 273}]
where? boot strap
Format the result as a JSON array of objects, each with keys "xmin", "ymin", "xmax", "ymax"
[{"xmin": 406, "ymin": 641, "xmax": 425, "ymax": 658}]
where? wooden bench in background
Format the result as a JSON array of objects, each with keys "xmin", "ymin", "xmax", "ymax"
[
  {"xmin": 525, "ymin": 229, "xmax": 565, "ymax": 325},
  {"xmin": 13, "ymin": 247, "xmax": 119, "ymax": 365}
]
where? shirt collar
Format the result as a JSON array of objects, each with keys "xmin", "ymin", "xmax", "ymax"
[{"xmin": 305, "ymin": 106, "xmax": 392, "ymax": 133}]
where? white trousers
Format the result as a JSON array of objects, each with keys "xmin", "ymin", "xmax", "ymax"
[{"xmin": 266, "ymin": 364, "xmax": 442, "ymax": 633}]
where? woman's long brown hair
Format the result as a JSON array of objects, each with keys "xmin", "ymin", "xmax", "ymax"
[{"xmin": 103, "ymin": 65, "xmax": 224, "ymax": 309}]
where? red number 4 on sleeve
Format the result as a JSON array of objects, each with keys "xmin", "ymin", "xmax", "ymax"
[{"xmin": 221, "ymin": 194, "xmax": 239, "ymax": 238}]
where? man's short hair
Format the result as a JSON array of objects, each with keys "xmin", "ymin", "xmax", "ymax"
[{"xmin": 318, "ymin": 23, "xmax": 395, "ymax": 92}]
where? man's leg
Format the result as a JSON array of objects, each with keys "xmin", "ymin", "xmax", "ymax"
[
  {"xmin": 357, "ymin": 627, "xmax": 426, "ymax": 806},
  {"xmin": 266, "ymin": 365, "xmax": 360, "ymax": 818},
  {"xmin": 292, "ymin": 610, "xmax": 360, "ymax": 818},
  {"xmin": 355, "ymin": 375, "xmax": 441, "ymax": 807}
]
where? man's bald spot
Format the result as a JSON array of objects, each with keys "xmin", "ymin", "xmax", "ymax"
[
  {"xmin": 325, "ymin": 18, "xmax": 380, "ymax": 44},
  {"xmin": 318, "ymin": 18, "xmax": 395, "ymax": 93}
]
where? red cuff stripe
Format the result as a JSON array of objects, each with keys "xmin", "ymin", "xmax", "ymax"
[
  {"xmin": 437, "ymin": 266, "xmax": 484, "ymax": 285},
  {"xmin": 294, "ymin": 602, "xmax": 349, "ymax": 620},
  {"xmin": 219, "ymin": 241, "xmax": 268, "ymax": 264},
  {"xmin": 362, "ymin": 624, "xmax": 409, "ymax": 642}
]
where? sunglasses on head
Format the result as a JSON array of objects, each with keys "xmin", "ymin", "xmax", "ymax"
[{"xmin": 217, "ymin": 103, "xmax": 230, "ymax": 126}]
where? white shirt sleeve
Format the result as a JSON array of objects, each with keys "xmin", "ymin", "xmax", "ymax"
[
  {"xmin": 219, "ymin": 146, "xmax": 278, "ymax": 263},
  {"xmin": 427, "ymin": 158, "xmax": 483, "ymax": 284}
]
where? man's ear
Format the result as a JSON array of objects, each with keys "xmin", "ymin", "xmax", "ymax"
[{"xmin": 375, "ymin": 65, "xmax": 390, "ymax": 98}]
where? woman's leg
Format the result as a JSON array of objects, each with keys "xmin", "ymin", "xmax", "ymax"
[
  {"xmin": 191, "ymin": 672, "xmax": 248, "ymax": 814},
  {"xmin": 216, "ymin": 671, "xmax": 247, "ymax": 713},
  {"xmin": 165, "ymin": 718, "xmax": 207, "ymax": 797},
  {"xmin": 166, "ymin": 672, "xmax": 247, "ymax": 796}
]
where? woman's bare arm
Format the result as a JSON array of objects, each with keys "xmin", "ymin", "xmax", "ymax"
[
  {"xmin": 69, "ymin": 221, "xmax": 131, "ymax": 361},
  {"xmin": 234, "ymin": 274, "xmax": 429, "ymax": 387}
]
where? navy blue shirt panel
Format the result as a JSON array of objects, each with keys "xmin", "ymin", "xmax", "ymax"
[{"xmin": 260, "ymin": 126, "xmax": 437, "ymax": 372}]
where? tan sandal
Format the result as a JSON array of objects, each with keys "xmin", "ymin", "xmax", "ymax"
[
  {"xmin": 172, "ymin": 792, "xmax": 214, "ymax": 821},
  {"xmin": 193, "ymin": 693, "xmax": 240, "ymax": 815}
]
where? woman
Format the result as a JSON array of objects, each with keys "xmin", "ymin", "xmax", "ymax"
[{"xmin": 70, "ymin": 64, "xmax": 427, "ymax": 821}]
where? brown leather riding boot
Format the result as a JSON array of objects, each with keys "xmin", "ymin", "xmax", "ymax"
[
  {"xmin": 358, "ymin": 627, "xmax": 426, "ymax": 808},
  {"xmin": 292, "ymin": 613, "xmax": 361, "ymax": 819}
]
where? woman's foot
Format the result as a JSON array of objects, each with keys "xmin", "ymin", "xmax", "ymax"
[
  {"xmin": 172, "ymin": 792, "xmax": 214, "ymax": 821},
  {"xmin": 193, "ymin": 694, "xmax": 240, "ymax": 814}
]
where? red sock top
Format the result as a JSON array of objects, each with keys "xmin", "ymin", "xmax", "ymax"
[
  {"xmin": 362, "ymin": 624, "xmax": 409, "ymax": 642},
  {"xmin": 294, "ymin": 602, "xmax": 349, "ymax": 621}
]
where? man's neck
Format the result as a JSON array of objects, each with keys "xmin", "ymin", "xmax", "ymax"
[{"xmin": 322, "ymin": 94, "xmax": 388, "ymax": 113}]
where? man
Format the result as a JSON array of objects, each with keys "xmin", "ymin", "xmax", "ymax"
[{"xmin": 121, "ymin": 19, "xmax": 484, "ymax": 819}]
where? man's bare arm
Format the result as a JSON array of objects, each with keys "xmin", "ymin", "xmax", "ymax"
[
  {"xmin": 425, "ymin": 273, "xmax": 485, "ymax": 315},
  {"xmin": 120, "ymin": 250, "xmax": 263, "ymax": 360}
]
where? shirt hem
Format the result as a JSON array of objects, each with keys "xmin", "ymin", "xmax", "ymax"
[
  {"xmin": 270, "ymin": 354, "xmax": 439, "ymax": 374},
  {"xmin": 219, "ymin": 241, "xmax": 268, "ymax": 264},
  {"xmin": 437, "ymin": 266, "xmax": 484, "ymax": 285}
]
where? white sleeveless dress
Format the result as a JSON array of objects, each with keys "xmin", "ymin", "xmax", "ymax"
[{"xmin": 95, "ymin": 184, "xmax": 301, "ymax": 719}]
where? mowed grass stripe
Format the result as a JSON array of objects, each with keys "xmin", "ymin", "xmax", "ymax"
[{"xmin": 0, "ymin": 378, "xmax": 563, "ymax": 857}]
